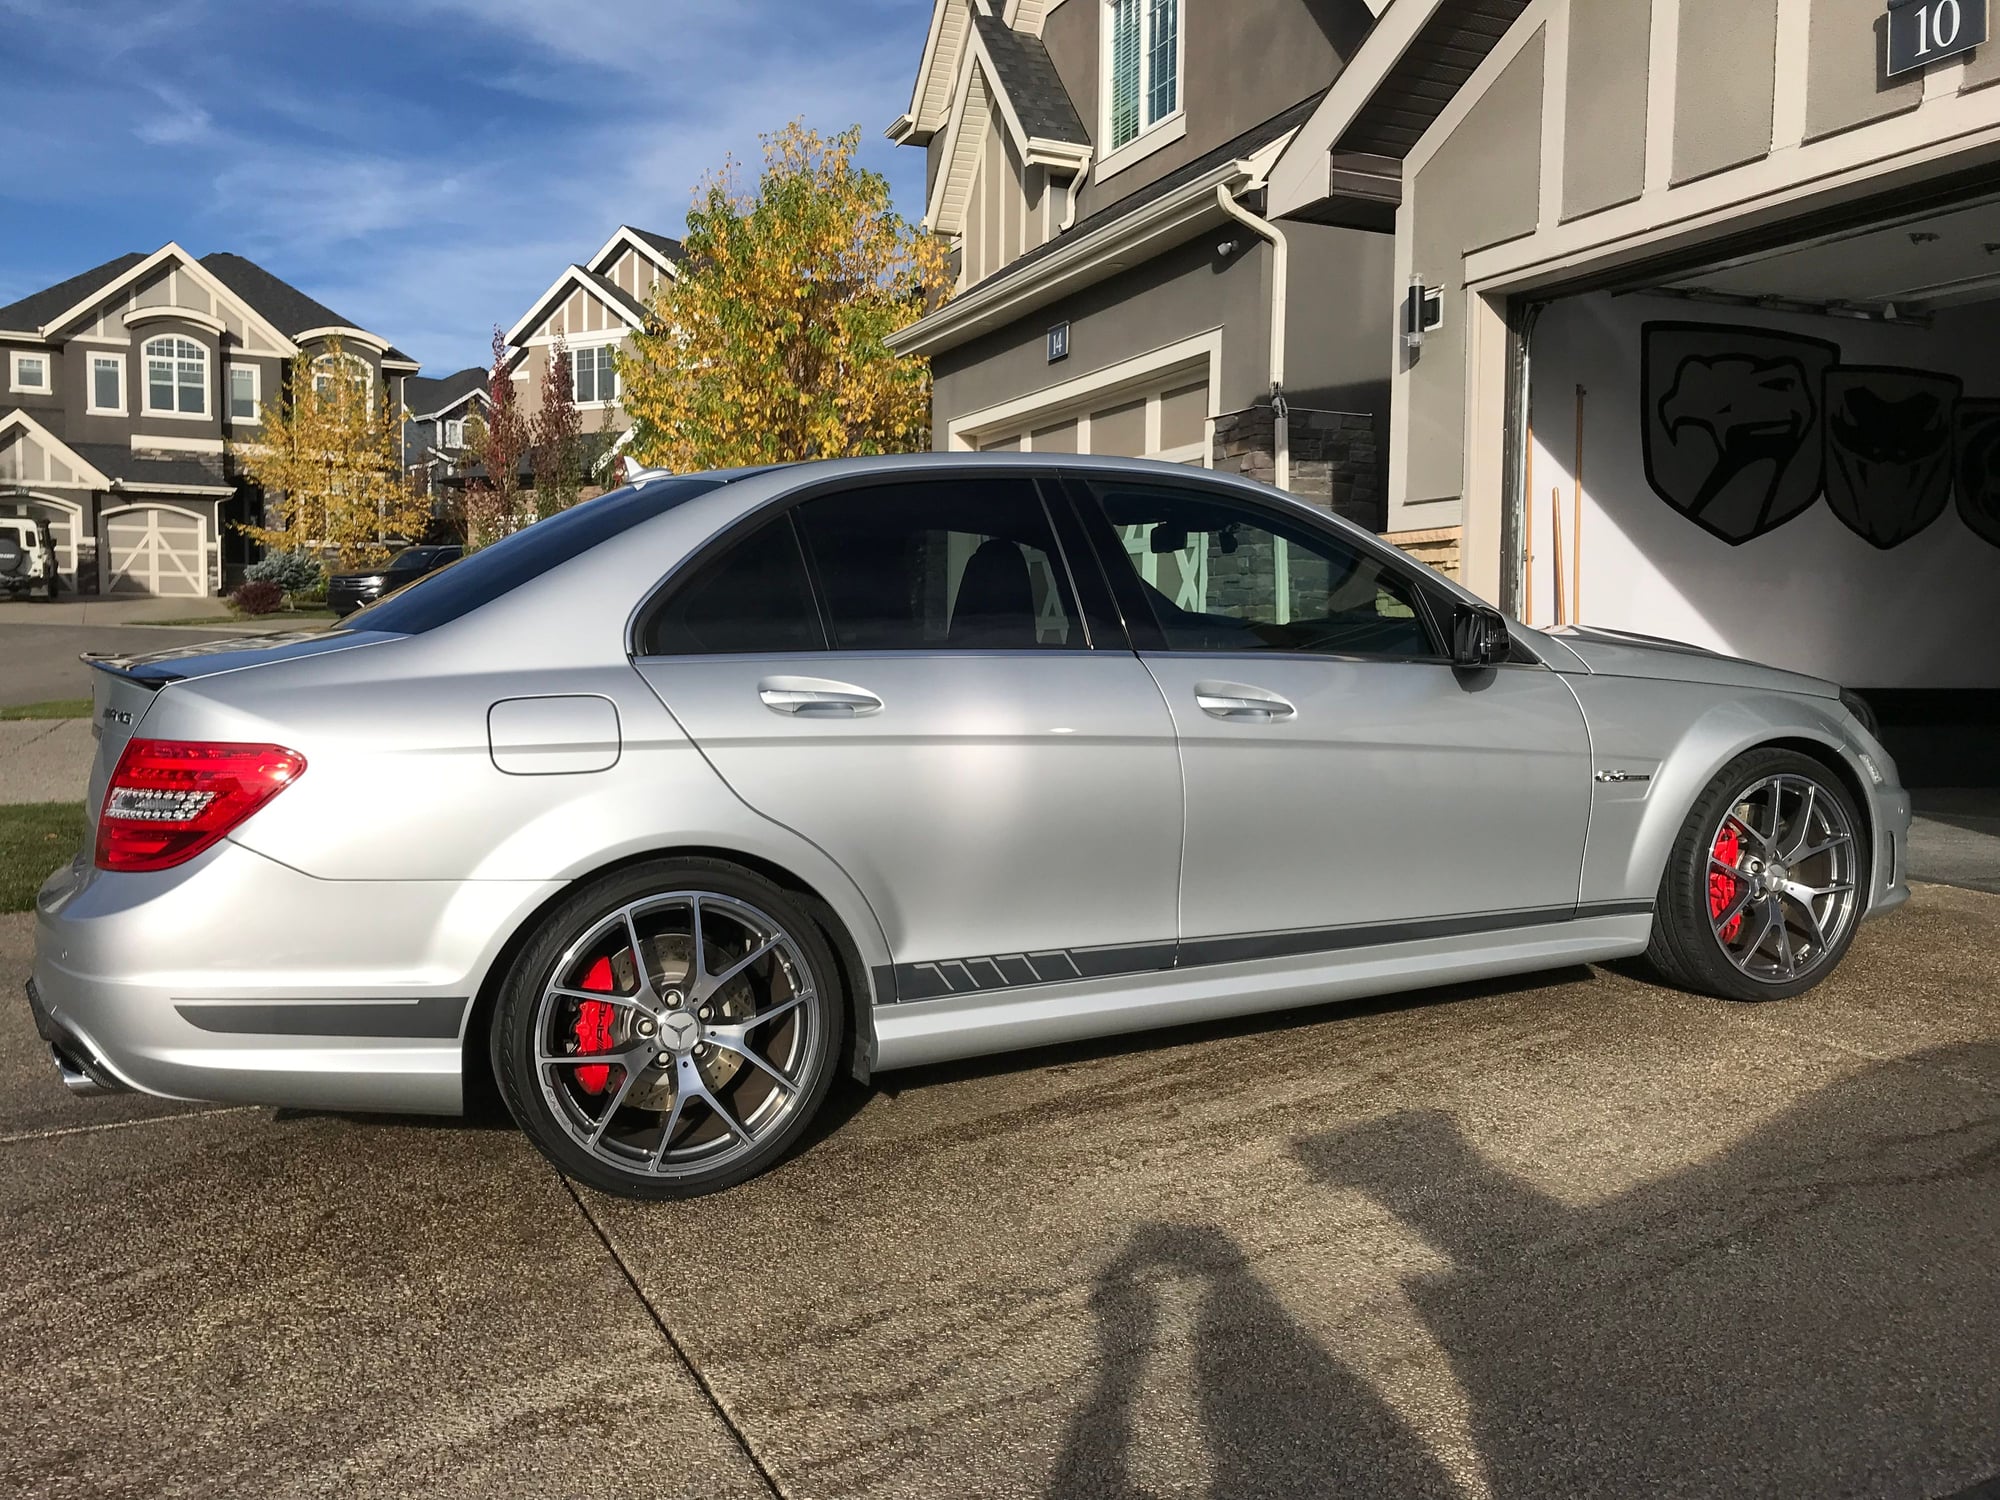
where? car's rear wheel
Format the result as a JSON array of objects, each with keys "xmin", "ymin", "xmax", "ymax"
[
  {"xmin": 494, "ymin": 858, "xmax": 845, "ymax": 1199},
  {"xmin": 1646, "ymin": 748, "xmax": 1865, "ymax": 1002}
]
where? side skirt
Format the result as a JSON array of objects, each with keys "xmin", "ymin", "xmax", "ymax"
[{"xmin": 870, "ymin": 913, "xmax": 1652, "ymax": 1072}]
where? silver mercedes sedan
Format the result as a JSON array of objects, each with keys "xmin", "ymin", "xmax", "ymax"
[{"xmin": 30, "ymin": 455, "xmax": 1911, "ymax": 1198}]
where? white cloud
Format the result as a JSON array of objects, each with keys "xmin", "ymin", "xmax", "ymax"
[{"xmin": 1, "ymin": 0, "xmax": 934, "ymax": 373}]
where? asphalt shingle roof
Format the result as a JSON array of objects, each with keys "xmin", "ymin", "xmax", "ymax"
[
  {"xmin": 0, "ymin": 253, "xmax": 147, "ymax": 332},
  {"xmin": 971, "ymin": 11, "xmax": 1088, "ymax": 145},
  {"xmin": 199, "ymin": 252, "xmax": 415, "ymax": 364},
  {"xmin": 404, "ymin": 367, "xmax": 490, "ymax": 419},
  {"xmin": 71, "ymin": 443, "xmax": 232, "ymax": 492},
  {"xmin": 626, "ymin": 228, "xmax": 686, "ymax": 263}
]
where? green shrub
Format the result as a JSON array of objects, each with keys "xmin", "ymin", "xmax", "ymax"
[{"xmin": 245, "ymin": 550, "xmax": 324, "ymax": 596}]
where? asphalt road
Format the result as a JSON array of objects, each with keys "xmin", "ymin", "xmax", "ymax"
[
  {"xmin": 0, "ymin": 624, "xmax": 220, "ymax": 706},
  {"xmin": 5, "ymin": 887, "xmax": 2000, "ymax": 1499}
]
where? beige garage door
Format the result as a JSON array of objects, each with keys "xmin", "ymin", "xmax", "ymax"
[
  {"xmin": 974, "ymin": 378, "xmax": 1210, "ymax": 464},
  {"xmin": 105, "ymin": 506, "xmax": 206, "ymax": 597}
]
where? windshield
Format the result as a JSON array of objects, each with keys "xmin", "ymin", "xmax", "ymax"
[{"xmin": 344, "ymin": 477, "xmax": 725, "ymax": 635}]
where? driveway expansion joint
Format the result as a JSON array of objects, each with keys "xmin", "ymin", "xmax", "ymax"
[{"xmin": 558, "ymin": 1174, "xmax": 788, "ymax": 1499}]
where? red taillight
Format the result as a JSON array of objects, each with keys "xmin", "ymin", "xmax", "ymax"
[{"xmin": 95, "ymin": 739, "xmax": 306, "ymax": 873}]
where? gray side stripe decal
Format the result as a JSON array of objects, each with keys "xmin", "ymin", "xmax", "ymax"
[
  {"xmin": 175, "ymin": 997, "xmax": 470, "ymax": 1039},
  {"xmin": 883, "ymin": 903, "xmax": 1654, "ymax": 1004}
]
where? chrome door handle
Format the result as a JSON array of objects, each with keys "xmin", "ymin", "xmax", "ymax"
[
  {"xmin": 757, "ymin": 677, "xmax": 883, "ymax": 718},
  {"xmin": 1194, "ymin": 681, "xmax": 1296, "ymax": 722}
]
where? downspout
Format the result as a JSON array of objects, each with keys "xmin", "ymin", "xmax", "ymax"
[{"xmin": 1214, "ymin": 180, "xmax": 1290, "ymax": 491}]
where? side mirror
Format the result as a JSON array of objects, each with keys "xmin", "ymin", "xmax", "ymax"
[{"xmin": 1452, "ymin": 605, "xmax": 1512, "ymax": 668}]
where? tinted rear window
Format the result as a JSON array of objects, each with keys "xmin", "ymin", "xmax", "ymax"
[{"xmin": 343, "ymin": 478, "xmax": 724, "ymax": 634}]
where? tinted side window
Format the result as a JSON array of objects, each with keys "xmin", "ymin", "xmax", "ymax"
[
  {"xmin": 644, "ymin": 515, "xmax": 824, "ymax": 656},
  {"xmin": 792, "ymin": 478, "xmax": 1085, "ymax": 651},
  {"xmin": 1088, "ymin": 482, "xmax": 1439, "ymax": 659}
]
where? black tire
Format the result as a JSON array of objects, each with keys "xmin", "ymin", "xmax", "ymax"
[
  {"xmin": 494, "ymin": 857, "xmax": 846, "ymax": 1199},
  {"xmin": 1646, "ymin": 748, "xmax": 1867, "ymax": 1003}
]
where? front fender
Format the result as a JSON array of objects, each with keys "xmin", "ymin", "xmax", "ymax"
[{"xmin": 1569, "ymin": 678, "xmax": 1889, "ymax": 909}]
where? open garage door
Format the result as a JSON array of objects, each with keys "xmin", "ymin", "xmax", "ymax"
[
  {"xmin": 104, "ymin": 504, "xmax": 208, "ymax": 597},
  {"xmin": 0, "ymin": 494, "xmax": 80, "ymax": 590},
  {"xmin": 1523, "ymin": 187, "xmax": 2000, "ymax": 787}
]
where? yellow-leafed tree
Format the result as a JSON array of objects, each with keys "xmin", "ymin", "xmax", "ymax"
[
  {"xmin": 619, "ymin": 122, "xmax": 951, "ymax": 471},
  {"xmin": 232, "ymin": 338, "xmax": 431, "ymax": 569}
]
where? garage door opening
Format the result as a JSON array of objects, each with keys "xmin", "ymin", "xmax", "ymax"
[{"xmin": 1522, "ymin": 187, "xmax": 2000, "ymax": 788}]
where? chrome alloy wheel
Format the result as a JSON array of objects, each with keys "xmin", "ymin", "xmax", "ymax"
[
  {"xmin": 1706, "ymin": 773, "xmax": 1860, "ymax": 985},
  {"xmin": 532, "ymin": 891, "xmax": 820, "ymax": 1180}
]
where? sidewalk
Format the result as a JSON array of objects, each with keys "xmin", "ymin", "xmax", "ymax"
[
  {"xmin": 0, "ymin": 599, "xmax": 315, "ymax": 633},
  {"xmin": 0, "ymin": 719, "xmax": 92, "ymax": 803}
]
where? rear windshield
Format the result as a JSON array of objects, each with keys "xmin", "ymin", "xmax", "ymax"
[{"xmin": 343, "ymin": 476, "xmax": 724, "ymax": 635}]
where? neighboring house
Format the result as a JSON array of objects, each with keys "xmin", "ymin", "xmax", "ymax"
[
  {"xmin": 885, "ymin": 0, "xmax": 1394, "ymax": 529},
  {"xmin": 503, "ymin": 225, "xmax": 684, "ymax": 444},
  {"xmin": 0, "ymin": 242, "xmax": 418, "ymax": 596},
  {"xmin": 402, "ymin": 366, "xmax": 490, "ymax": 498},
  {"xmin": 1252, "ymin": 0, "xmax": 2000, "ymax": 777}
]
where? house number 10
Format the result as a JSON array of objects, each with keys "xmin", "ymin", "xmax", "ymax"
[{"xmin": 1887, "ymin": 0, "xmax": 1987, "ymax": 75}]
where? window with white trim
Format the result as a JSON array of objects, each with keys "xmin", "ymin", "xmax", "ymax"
[
  {"xmin": 143, "ymin": 336, "xmax": 208, "ymax": 415},
  {"xmin": 228, "ymin": 364, "xmax": 260, "ymax": 422},
  {"xmin": 89, "ymin": 353, "xmax": 126, "ymax": 413},
  {"xmin": 312, "ymin": 351, "xmax": 371, "ymax": 406},
  {"xmin": 573, "ymin": 344, "xmax": 619, "ymax": 405},
  {"xmin": 1106, "ymin": 0, "xmax": 1180, "ymax": 151},
  {"xmin": 10, "ymin": 350, "xmax": 51, "ymax": 394},
  {"xmin": 443, "ymin": 417, "xmax": 467, "ymax": 449}
]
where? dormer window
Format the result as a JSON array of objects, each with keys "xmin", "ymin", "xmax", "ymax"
[
  {"xmin": 1106, "ymin": 0, "xmax": 1181, "ymax": 152},
  {"xmin": 443, "ymin": 417, "xmax": 467, "ymax": 449},
  {"xmin": 143, "ymin": 336, "xmax": 208, "ymax": 416}
]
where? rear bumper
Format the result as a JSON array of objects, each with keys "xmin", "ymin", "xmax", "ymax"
[
  {"xmin": 25, "ymin": 976, "xmax": 129, "ymax": 1096},
  {"xmin": 30, "ymin": 843, "xmax": 562, "ymax": 1116}
]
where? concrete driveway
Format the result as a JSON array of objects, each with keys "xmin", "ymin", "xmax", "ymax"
[{"xmin": 5, "ymin": 887, "xmax": 1999, "ymax": 1499}]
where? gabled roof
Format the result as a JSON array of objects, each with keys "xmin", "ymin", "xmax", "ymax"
[
  {"xmin": 888, "ymin": 0, "xmax": 973, "ymax": 142},
  {"xmin": 504, "ymin": 259, "xmax": 653, "ymax": 349},
  {"xmin": 968, "ymin": 11, "xmax": 1086, "ymax": 146},
  {"xmin": 72, "ymin": 443, "xmax": 233, "ymax": 495},
  {"xmin": 404, "ymin": 367, "xmax": 491, "ymax": 420},
  {"xmin": 200, "ymin": 253, "xmax": 417, "ymax": 365},
  {"xmin": 924, "ymin": 6, "xmax": 1093, "ymax": 236},
  {"xmin": 0, "ymin": 253, "xmax": 147, "ymax": 334},
  {"xmin": 619, "ymin": 228, "xmax": 687, "ymax": 268},
  {"xmin": 0, "ymin": 244, "xmax": 414, "ymax": 369}
]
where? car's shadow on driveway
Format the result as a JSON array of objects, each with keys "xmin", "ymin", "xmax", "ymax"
[{"xmin": 1045, "ymin": 1042, "xmax": 2000, "ymax": 1497}]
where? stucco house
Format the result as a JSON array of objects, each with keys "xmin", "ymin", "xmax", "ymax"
[
  {"xmin": 885, "ymin": 0, "xmax": 1396, "ymax": 531},
  {"xmin": 502, "ymin": 225, "xmax": 684, "ymax": 453},
  {"xmin": 0, "ymin": 242, "xmax": 417, "ymax": 596}
]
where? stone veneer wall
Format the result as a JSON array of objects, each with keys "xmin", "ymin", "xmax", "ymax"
[{"xmin": 1210, "ymin": 405, "xmax": 1382, "ymax": 529}]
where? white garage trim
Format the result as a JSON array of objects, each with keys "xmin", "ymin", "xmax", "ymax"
[
  {"xmin": 101, "ymin": 501, "xmax": 210, "ymax": 598},
  {"xmin": 947, "ymin": 328, "xmax": 1223, "ymax": 461}
]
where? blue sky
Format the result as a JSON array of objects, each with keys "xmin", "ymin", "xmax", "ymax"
[{"xmin": 0, "ymin": 0, "xmax": 932, "ymax": 374}]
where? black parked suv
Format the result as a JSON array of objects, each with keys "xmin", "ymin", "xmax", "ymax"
[{"xmin": 327, "ymin": 546, "xmax": 463, "ymax": 617}]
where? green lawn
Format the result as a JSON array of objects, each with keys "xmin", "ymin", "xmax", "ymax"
[
  {"xmin": 0, "ymin": 699, "xmax": 91, "ymax": 721},
  {"xmin": 0, "ymin": 803, "xmax": 86, "ymax": 913}
]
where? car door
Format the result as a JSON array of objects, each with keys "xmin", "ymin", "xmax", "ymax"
[
  {"xmin": 1071, "ymin": 473, "xmax": 1593, "ymax": 955},
  {"xmin": 633, "ymin": 472, "xmax": 1184, "ymax": 1001}
]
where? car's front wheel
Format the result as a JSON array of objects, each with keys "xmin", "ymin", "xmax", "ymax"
[
  {"xmin": 1646, "ymin": 748, "xmax": 1866, "ymax": 1002},
  {"xmin": 494, "ymin": 858, "xmax": 846, "ymax": 1199}
]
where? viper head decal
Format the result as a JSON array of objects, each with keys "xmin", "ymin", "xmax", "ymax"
[
  {"xmin": 1822, "ymin": 368, "xmax": 1960, "ymax": 550},
  {"xmin": 1643, "ymin": 324, "xmax": 1838, "ymax": 546},
  {"xmin": 1954, "ymin": 399, "xmax": 2000, "ymax": 551}
]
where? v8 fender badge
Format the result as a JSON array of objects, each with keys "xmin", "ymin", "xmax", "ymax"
[{"xmin": 1594, "ymin": 769, "xmax": 1652, "ymax": 784}]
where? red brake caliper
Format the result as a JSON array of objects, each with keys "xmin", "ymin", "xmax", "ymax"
[
  {"xmin": 573, "ymin": 955, "xmax": 618, "ymax": 1095},
  {"xmin": 1709, "ymin": 825, "xmax": 1744, "ymax": 941}
]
